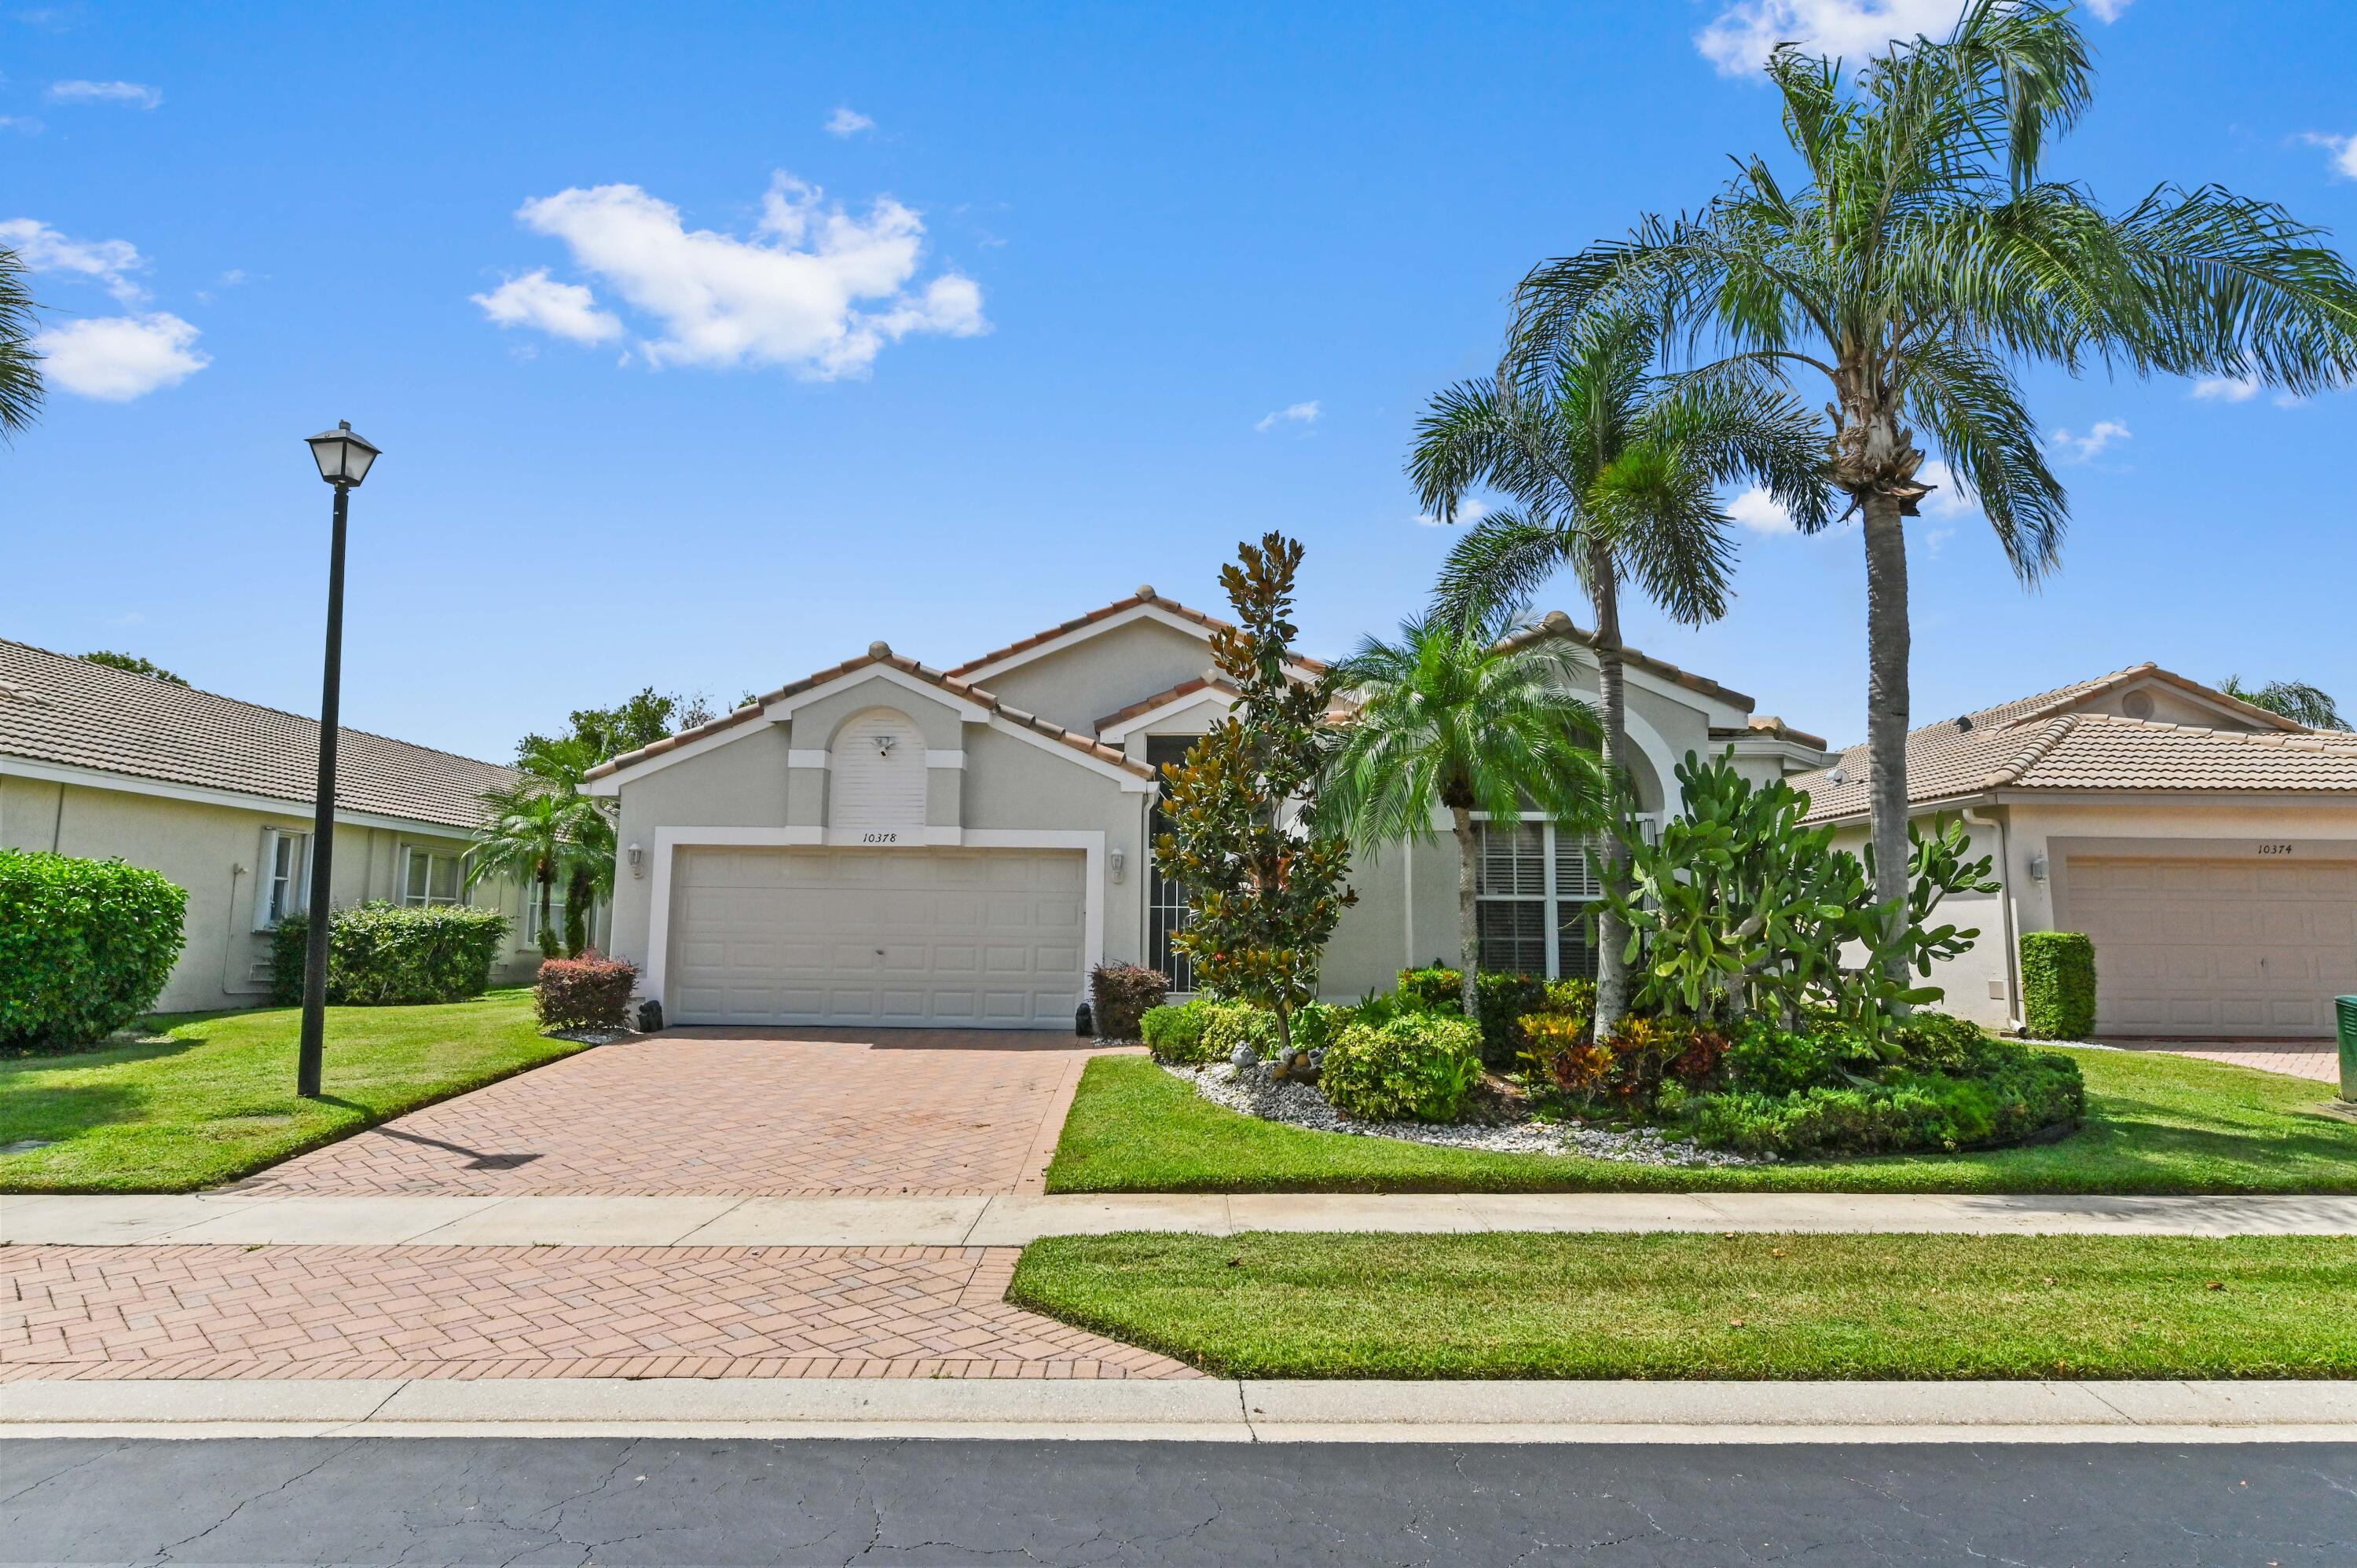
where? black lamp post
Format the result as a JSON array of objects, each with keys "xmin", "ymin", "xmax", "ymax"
[{"xmin": 295, "ymin": 420, "xmax": 381, "ymax": 1099}]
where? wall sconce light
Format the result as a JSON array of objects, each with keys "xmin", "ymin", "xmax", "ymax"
[
  {"xmin": 627, "ymin": 842, "xmax": 644, "ymax": 878},
  {"xmin": 2027, "ymin": 851, "xmax": 2049, "ymax": 881},
  {"xmin": 1109, "ymin": 848, "xmax": 1127, "ymax": 884}
]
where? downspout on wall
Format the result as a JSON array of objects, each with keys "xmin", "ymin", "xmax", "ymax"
[{"xmin": 1963, "ymin": 805, "xmax": 2022, "ymax": 1032}]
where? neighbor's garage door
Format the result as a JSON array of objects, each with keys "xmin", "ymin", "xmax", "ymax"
[
  {"xmin": 2066, "ymin": 856, "xmax": 2357, "ymax": 1037},
  {"xmin": 669, "ymin": 847, "xmax": 1086, "ymax": 1028}
]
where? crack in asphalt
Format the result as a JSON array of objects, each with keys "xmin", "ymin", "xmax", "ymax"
[{"xmin": 145, "ymin": 1436, "xmax": 365, "ymax": 1564}]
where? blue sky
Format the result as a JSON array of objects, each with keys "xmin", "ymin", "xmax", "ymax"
[{"xmin": 6, "ymin": 0, "xmax": 2355, "ymax": 762}]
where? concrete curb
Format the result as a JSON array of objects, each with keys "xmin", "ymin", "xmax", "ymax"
[
  {"xmin": 8, "ymin": 1378, "xmax": 2357, "ymax": 1443},
  {"xmin": 10, "ymin": 1191, "xmax": 2357, "ymax": 1247}
]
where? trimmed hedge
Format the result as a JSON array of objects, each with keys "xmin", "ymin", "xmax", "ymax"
[
  {"xmin": 0, "ymin": 850, "xmax": 188, "ymax": 1051},
  {"xmin": 535, "ymin": 953, "xmax": 638, "ymax": 1030},
  {"xmin": 269, "ymin": 902, "xmax": 509, "ymax": 1006},
  {"xmin": 1090, "ymin": 963, "xmax": 1168, "ymax": 1042},
  {"xmin": 1681, "ymin": 1048, "xmax": 2084, "ymax": 1160},
  {"xmin": 2021, "ymin": 932, "xmax": 2097, "ymax": 1040},
  {"xmin": 1321, "ymin": 1013, "xmax": 1485, "ymax": 1123}
]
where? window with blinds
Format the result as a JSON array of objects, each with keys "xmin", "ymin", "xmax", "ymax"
[{"xmin": 1474, "ymin": 819, "xmax": 1606, "ymax": 979}]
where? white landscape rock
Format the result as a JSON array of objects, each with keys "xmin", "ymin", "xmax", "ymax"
[{"xmin": 1163, "ymin": 1064, "xmax": 1755, "ymax": 1167}]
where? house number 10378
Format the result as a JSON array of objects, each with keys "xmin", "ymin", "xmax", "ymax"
[{"xmin": 861, "ymin": 832, "xmax": 900, "ymax": 844}]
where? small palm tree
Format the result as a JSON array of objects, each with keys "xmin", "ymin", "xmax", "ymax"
[
  {"xmin": 1510, "ymin": 0, "xmax": 2357, "ymax": 979},
  {"xmin": 1319, "ymin": 608, "xmax": 1607, "ymax": 1021},
  {"xmin": 513, "ymin": 735, "xmax": 617, "ymax": 954},
  {"xmin": 468, "ymin": 787, "xmax": 575, "ymax": 960},
  {"xmin": 0, "ymin": 244, "xmax": 43, "ymax": 439},
  {"xmin": 1410, "ymin": 306, "xmax": 1828, "ymax": 1033},
  {"xmin": 2221, "ymin": 676, "xmax": 2350, "ymax": 732}
]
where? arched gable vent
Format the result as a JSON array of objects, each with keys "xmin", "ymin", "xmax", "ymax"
[{"xmin": 829, "ymin": 708, "xmax": 929, "ymax": 830}]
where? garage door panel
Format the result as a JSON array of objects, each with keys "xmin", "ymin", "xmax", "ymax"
[
  {"xmin": 2069, "ymin": 855, "xmax": 2355, "ymax": 1039},
  {"xmin": 671, "ymin": 847, "xmax": 1088, "ymax": 1028}
]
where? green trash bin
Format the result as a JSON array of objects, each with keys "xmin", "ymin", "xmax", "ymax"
[{"xmin": 2340, "ymin": 996, "xmax": 2357, "ymax": 1102}]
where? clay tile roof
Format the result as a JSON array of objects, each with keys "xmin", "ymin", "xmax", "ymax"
[
  {"xmin": 943, "ymin": 588, "xmax": 1328, "ymax": 680},
  {"xmin": 1711, "ymin": 715, "xmax": 1829, "ymax": 751},
  {"xmin": 1494, "ymin": 610, "xmax": 1756, "ymax": 711},
  {"xmin": 0, "ymin": 637, "xmax": 519, "ymax": 830},
  {"xmin": 1792, "ymin": 668, "xmax": 2357, "ymax": 823},
  {"xmin": 585, "ymin": 647, "xmax": 1153, "ymax": 782},
  {"xmin": 1094, "ymin": 675, "xmax": 1240, "ymax": 734}
]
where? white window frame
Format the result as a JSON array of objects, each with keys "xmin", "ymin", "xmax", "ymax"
[
  {"xmin": 523, "ymin": 886, "xmax": 602, "ymax": 947},
  {"xmin": 253, "ymin": 827, "xmax": 311, "ymax": 930},
  {"xmin": 1471, "ymin": 815, "xmax": 1655, "ymax": 980},
  {"xmin": 398, "ymin": 844, "xmax": 469, "ymax": 909}
]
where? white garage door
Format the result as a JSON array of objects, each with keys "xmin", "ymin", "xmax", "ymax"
[
  {"xmin": 2067, "ymin": 856, "xmax": 2357, "ymax": 1037},
  {"xmin": 669, "ymin": 847, "xmax": 1087, "ymax": 1029}
]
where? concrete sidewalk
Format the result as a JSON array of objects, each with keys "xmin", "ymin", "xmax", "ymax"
[
  {"xmin": 8, "ymin": 1376, "xmax": 2357, "ymax": 1444},
  {"xmin": 9, "ymin": 1189, "xmax": 2357, "ymax": 1246}
]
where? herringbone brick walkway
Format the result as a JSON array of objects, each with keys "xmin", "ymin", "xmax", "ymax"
[
  {"xmin": 227, "ymin": 1031, "xmax": 1102, "ymax": 1196},
  {"xmin": 0, "ymin": 1244, "xmax": 1197, "ymax": 1382},
  {"xmin": 2135, "ymin": 1042, "xmax": 2340, "ymax": 1084}
]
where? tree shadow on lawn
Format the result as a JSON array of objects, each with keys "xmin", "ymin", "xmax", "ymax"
[{"xmin": 0, "ymin": 1081, "xmax": 149, "ymax": 1141}]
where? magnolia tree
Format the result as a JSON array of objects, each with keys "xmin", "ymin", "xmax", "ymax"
[{"xmin": 1153, "ymin": 533, "xmax": 1356, "ymax": 1056}]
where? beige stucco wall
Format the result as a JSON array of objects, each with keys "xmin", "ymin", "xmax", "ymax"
[
  {"xmin": 0, "ymin": 772, "xmax": 541, "ymax": 1017},
  {"xmin": 1832, "ymin": 796, "xmax": 2357, "ymax": 1030},
  {"xmin": 973, "ymin": 618, "xmax": 1222, "ymax": 735}
]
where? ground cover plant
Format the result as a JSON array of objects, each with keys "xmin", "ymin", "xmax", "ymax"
[
  {"xmin": 1010, "ymin": 1230, "xmax": 2357, "ymax": 1380},
  {"xmin": 1046, "ymin": 1045, "xmax": 2357, "ymax": 1195},
  {"xmin": 0, "ymin": 987, "xmax": 585, "ymax": 1192}
]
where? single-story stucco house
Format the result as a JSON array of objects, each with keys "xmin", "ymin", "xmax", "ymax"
[
  {"xmin": 1796, "ymin": 665, "xmax": 2357, "ymax": 1039},
  {"xmin": 0, "ymin": 639, "xmax": 560, "ymax": 1014},
  {"xmin": 584, "ymin": 588, "xmax": 1828, "ymax": 1030}
]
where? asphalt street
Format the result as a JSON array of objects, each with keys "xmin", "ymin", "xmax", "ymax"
[{"xmin": 4, "ymin": 1437, "xmax": 2352, "ymax": 1566}]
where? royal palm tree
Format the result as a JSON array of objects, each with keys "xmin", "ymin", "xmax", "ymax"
[
  {"xmin": 2221, "ymin": 676, "xmax": 2350, "ymax": 732},
  {"xmin": 0, "ymin": 244, "xmax": 43, "ymax": 439},
  {"xmin": 1319, "ymin": 608, "xmax": 1607, "ymax": 1021},
  {"xmin": 1410, "ymin": 306, "xmax": 1828, "ymax": 1033},
  {"xmin": 1508, "ymin": 0, "xmax": 2357, "ymax": 980}
]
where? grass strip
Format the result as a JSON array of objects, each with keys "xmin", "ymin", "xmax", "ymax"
[
  {"xmin": 1, "ymin": 989, "xmax": 585, "ymax": 1192},
  {"xmin": 1044, "ymin": 1050, "xmax": 2357, "ymax": 1195},
  {"xmin": 1010, "ymin": 1229, "xmax": 2357, "ymax": 1380}
]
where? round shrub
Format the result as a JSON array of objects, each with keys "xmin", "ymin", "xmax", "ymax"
[
  {"xmin": 1089, "ymin": 962, "xmax": 1168, "ymax": 1042},
  {"xmin": 1321, "ymin": 1013, "xmax": 1484, "ymax": 1123},
  {"xmin": 1199, "ymin": 1002, "xmax": 1275, "ymax": 1061},
  {"xmin": 0, "ymin": 850, "xmax": 188, "ymax": 1051},
  {"xmin": 1142, "ymin": 999, "xmax": 1218, "ymax": 1064},
  {"xmin": 535, "ymin": 953, "xmax": 639, "ymax": 1030}
]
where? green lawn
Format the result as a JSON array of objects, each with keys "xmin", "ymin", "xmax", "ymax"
[
  {"xmin": 1011, "ymin": 1230, "xmax": 2357, "ymax": 1379},
  {"xmin": 1046, "ymin": 1049, "xmax": 2357, "ymax": 1195},
  {"xmin": 0, "ymin": 988, "xmax": 587, "ymax": 1193}
]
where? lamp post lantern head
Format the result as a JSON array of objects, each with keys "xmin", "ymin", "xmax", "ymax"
[{"xmin": 306, "ymin": 420, "xmax": 380, "ymax": 488}]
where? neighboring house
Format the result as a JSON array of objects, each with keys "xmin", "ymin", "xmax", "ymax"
[
  {"xmin": 0, "ymin": 639, "xmax": 558, "ymax": 1013},
  {"xmin": 587, "ymin": 589, "xmax": 1825, "ymax": 1030},
  {"xmin": 1794, "ymin": 665, "xmax": 2357, "ymax": 1039}
]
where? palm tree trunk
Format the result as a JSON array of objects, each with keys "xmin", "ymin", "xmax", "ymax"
[
  {"xmin": 1450, "ymin": 805, "xmax": 1480, "ymax": 1020},
  {"xmin": 536, "ymin": 870, "xmax": 559, "ymax": 962},
  {"xmin": 1861, "ymin": 491, "xmax": 1912, "ymax": 991},
  {"xmin": 1588, "ymin": 545, "xmax": 1633, "ymax": 1035}
]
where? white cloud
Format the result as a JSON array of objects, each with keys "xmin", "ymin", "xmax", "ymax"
[
  {"xmin": 493, "ymin": 174, "xmax": 986, "ymax": 379},
  {"xmin": 1255, "ymin": 399, "xmax": 1320, "ymax": 433},
  {"xmin": 0, "ymin": 216, "xmax": 146, "ymax": 302},
  {"xmin": 2302, "ymin": 132, "xmax": 2357, "ymax": 181},
  {"xmin": 824, "ymin": 105, "xmax": 874, "ymax": 137},
  {"xmin": 1915, "ymin": 460, "xmax": 1973, "ymax": 518},
  {"xmin": 46, "ymin": 79, "xmax": 159, "ymax": 108},
  {"xmin": 2190, "ymin": 374, "xmax": 2261, "ymax": 403},
  {"xmin": 2047, "ymin": 419, "xmax": 2129, "ymax": 462},
  {"xmin": 0, "ymin": 115, "xmax": 40, "ymax": 134},
  {"xmin": 1728, "ymin": 485, "xmax": 1794, "ymax": 533},
  {"xmin": 1696, "ymin": 0, "xmax": 2126, "ymax": 75},
  {"xmin": 33, "ymin": 311, "xmax": 207, "ymax": 399},
  {"xmin": 471, "ymin": 268, "xmax": 621, "ymax": 344},
  {"xmin": 1413, "ymin": 498, "xmax": 1490, "ymax": 528}
]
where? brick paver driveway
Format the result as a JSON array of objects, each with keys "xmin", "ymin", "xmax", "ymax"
[
  {"xmin": 227, "ymin": 1028, "xmax": 1109, "ymax": 1197},
  {"xmin": 0, "ymin": 1244, "xmax": 1195, "ymax": 1382},
  {"xmin": 2112, "ymin": 1039, "xmax": 2340, "ymax": 1084}
]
